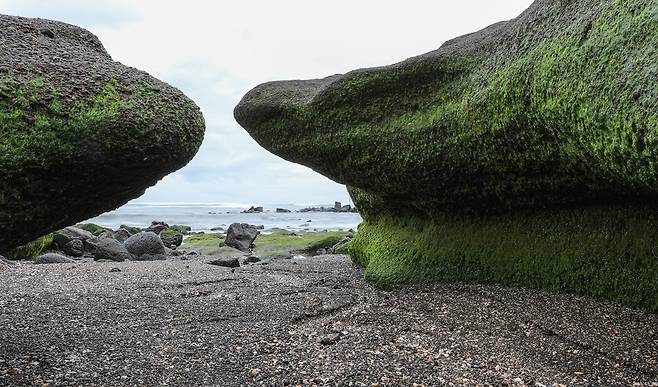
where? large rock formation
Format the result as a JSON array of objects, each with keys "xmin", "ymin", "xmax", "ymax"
[
  {"xmin": 235, "ymin": 0, "xmax": 658, "ymax": 312},
  {"xmin": 0, "ymin": 15, "xmax": 205, "ymax": 252}
]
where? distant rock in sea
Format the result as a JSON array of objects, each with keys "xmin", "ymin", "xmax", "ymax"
[
  {"xmin": 0, "ymin": 14, "xmax": 205, "ymax": 253},
  {"xmin": 299, "ymin": 202, "xmax": 357, "ymax": 213},
  {"xmin": 242, "ymin": 206, "xmax": 264, "ymax": 214}
]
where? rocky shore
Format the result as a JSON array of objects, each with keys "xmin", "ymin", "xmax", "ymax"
[{"xmin": 0, "ymin": 254, "xmax": 656, "ymax": 386}]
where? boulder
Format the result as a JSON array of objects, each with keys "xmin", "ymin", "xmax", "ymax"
[
  {"xmin": 145, "ymin": 221, "xmax": 169, "ymax": 235},
  {"xmin": 0, "ymin": 14, "xmax": 205, "ymax": 252},
  {"xmin": 124, "ymin": 232, "xmax": 166, "ymax": 259},
  {"xmin": 159, "ymin": 229, "xmax": 183, "ymax": 248},
  {"xmin": 169, "ymin": 225, "xmax": 192, "ymax": 235},
  {"xmin": 276, "ymin": 208, "xmax": 291, "ymax": 213},
  {"xmin": 223, "ymin": 223, "xmax": 260, "ymax": 252},
  {"xmin": 62, "ymin": 239, "xmax": 85, "ymax": 257},
  {"xmin": 52, "ymin": 227, "xmax": 94, "ymax": 249},
  {"xmin": 35, "ymin": 253, "xmax": 75, "ymax": 264},
  {"xmin": 242, "ymin": 206, "xmax": 263, "ymax": 214},
  {"xmin": 234, "ymin": 0, "xmax": 658, "ymax": 312},
  {"xmin": 113, "ymin": 228, "xmax": 132, "ymax": 243},
  {"xmin": 87, "ymin": 232, "xmax": 132, "ymax": 262}
]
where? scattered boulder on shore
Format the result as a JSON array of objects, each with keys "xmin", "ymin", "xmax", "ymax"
[
  {"xmin": 145, "ymin": 221, "xmax": 169, "ymax": 235},
  {"xmin": 87, "ymin": 232, "xmax": 132, "ymax": 262},
  {"xmin": 62, "ymin": 239, "xmax": 85, "ymax": 257},
  {"xmin": 160, "ymin": 229, "xmax": 184, "ymax": 249},
  {"xmin": 52, "ymin": 227, "xmax": 93, "ymax": 248},
  {"xmin": 113, "ymin": 228, "xmax": 132, "ymax": 243},
  {"xmin": 276, "ymin": 208, "xmax": 291, "ymax": 213},
  {"xmin": 35, "ymin": 253, "xmax": 75, "ymax": 264},
  {"xmin": 234, "ymin": 0, "xmax": 658, "ymax": 312},
  {"xmin": 124, "ymin": 232, "xmax": 166, "ymax": 260},
  {"xmin": 0, "ymin": 14, "xmax": 205, "ymax": 252},
  {"xmin": 223, "ymin": 223, "xmax": 260, "ymax": 252}
]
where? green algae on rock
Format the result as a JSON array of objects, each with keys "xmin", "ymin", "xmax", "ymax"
[
  {"xmin": 0, "ymin": 15, "xmax": 205, "ymax": 252},
  {"xmin": 235, "ymin": 0, "xmax": 658, "ymax": 312}
]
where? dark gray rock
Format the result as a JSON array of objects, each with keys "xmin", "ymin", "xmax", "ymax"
[
  {"xmin": 113, "ymin": 228, "xmax": 132, "ymax": 243},
  {"xmin": 224, "ymin": 223, "xmax": 260, "ymax": 252},
  {"xmin": 0, "ymin": 14, "xmax": 205, "ymax": 252},
  {"xmin": 35, "ymin": 253, "xmax": 75, "ymax": 264},
  {"xmin": 52, "ymin": 227, "xmax": 94, "ymax": 249},
  {"xmin": 242, "ymin": 206, "xmax": 263, "ymax": 214},
  {"xmin": 109, "ymin": 267, "xmax": 121, "ymax": 273},
  {"xmin": 243, "ymin": 255, "xmax": 261, "ymax": 264},
  {"xmin": 319, "ymin": 333, "xmax": 341, "ymax": 346},
  {"xmin": 62, "ymin": 239, "xmax": 85, "ymax": 257},
  {"xmin": 276, "ymin": 208, "xmax": 291, "ymax": 213},
  {"xmin": 160, "ymin": 232, "xmax": 183, "ymax": 249},
  {"xmin": 145, "ymin": 221, "xmax": 169, "ymax": 235},
  {"xmin": 124, "ymin": 232, "xmax": 166, "ymax": 259},
  {"xmin": 208, "ymin": 257, "xmax": 240, "ymax": 268},
  {"xmin": 88, "ymin": 232, "xmax": 132, "ymax": 262}
]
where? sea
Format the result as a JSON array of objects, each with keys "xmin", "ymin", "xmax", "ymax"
[{"xmin": 86, "ymin": 202, "xmax": 363, "ymax": 233}]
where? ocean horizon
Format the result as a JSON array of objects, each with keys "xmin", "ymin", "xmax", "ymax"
[{"xmin": 85, "ymin": 201, "xmax": 363, "ymax": 233}]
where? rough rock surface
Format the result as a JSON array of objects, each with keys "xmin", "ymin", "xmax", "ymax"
[
  {"xmin": 0, "ymin": 255, "xmax": 656, "ymax": 385},
  {"xmin": 52, "ymin": 226, "xmax": 93, "ymax": 249},
  {"xmin": 124, "ymin": 232, "xmax": 165, "ymax": 259},
  {"xmin": 0, "ymin": 14, "xmax": 205, "ymax": 252},
  {"xmin": 87, "ymin": 232, "xmax": 132, "ymax": 262},
  {"xmin": 34, "ymin": 253, "xmax": 74, "ymax": 264},
  {"xmin": 62, "ymin": 239, "xmax": 84, "ymax": 257},
  {"xmin": 235, "ymin": 0, "xmax": 658, "ymax": 312},
  {"xmin": 224, "ymin": 223, "xmax": 260, "ymax": 252},
  {"xmin": 113, "ymin": 228, "xmax": 132, "ymax": 243}
]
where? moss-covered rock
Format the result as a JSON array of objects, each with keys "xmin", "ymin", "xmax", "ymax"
[
  {"xmin": 0, "ymin": 15, "xmax": 205, "ymax": 252},
  {"xmin": 235, "ymin": 0, "xmax": 658, "ymax": 312}
]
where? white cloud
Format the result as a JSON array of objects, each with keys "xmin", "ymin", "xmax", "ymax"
[{"xmin": 0, "ymin": 0, "xmax": 534, "ymax": 204}]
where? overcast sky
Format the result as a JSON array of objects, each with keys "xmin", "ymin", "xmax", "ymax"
[{"xmin": 1, "ymin": 0, "xmax": 533, "ymax": 205}]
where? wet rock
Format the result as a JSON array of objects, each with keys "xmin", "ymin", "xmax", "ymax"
[
  {"xmin": 276, "ymin": 208, "xmax": 291, "ymax": 213},
  {"xmin": 242, "ymin": 206, "xmax": 263, "ymax": 214}
]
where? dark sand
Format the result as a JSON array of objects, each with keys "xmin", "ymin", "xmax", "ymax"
[{"xmin": 0, "ymin": 255, "xmax": 656, "ymax": 386}]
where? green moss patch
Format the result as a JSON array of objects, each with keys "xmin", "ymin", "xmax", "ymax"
[
  {"xmin": 77, "ymin": 223, "xmax": 111, "ymax": 236},
  {"xmin": 350, "ymin": 205, "xmax": 658, "ymax": 313},
  {"xmin": 8, "ymin": 234, "xmax": 54, "ymax": 260}
]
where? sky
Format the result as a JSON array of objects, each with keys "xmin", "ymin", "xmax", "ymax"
[{"xmin": 1, "ymin": 0, "xmax": 534, "ymax": 205}]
